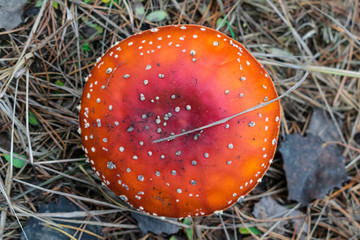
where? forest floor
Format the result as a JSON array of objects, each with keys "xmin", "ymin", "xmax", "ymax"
[{"xmin": 0, "ymin": 0, "xmax": 359, "ymax": 239}]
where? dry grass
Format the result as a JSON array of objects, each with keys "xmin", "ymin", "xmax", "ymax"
[{"xmin": 0, "ymin": 0, "xmax": 359, "ymax": 239}]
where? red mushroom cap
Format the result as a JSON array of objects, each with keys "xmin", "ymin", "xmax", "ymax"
[{"xmin": 79, "ymin": 25, "xmax": 280, "ymax": 218}]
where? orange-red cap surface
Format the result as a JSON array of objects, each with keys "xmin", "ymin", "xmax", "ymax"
[{"xmin": 79, "ymin": 25, "xmax": 280, "ymax": 218}]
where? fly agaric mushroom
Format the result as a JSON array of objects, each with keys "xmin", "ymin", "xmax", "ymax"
[{"xmin": 79, "ymin": 25, "xmax": 280, "ymax": 218}]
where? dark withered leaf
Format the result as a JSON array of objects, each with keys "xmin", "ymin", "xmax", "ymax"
[
  {"xmin": 253, "ymin": 196, "xmax": 307, "ymax": 235},
  {"xmin": 131, "ymin": 211, "xmax": 180, "ymax": 235},
  {"xmin": 306, "ymin": 108, "xmax": 342, "ymax": 142},
  {"xmin": 279, "ymin": 133, "xmax": 347, "ymax": 205},
  {"xmin": 21, "ymin": 197, "xmax": 102, "ymax": 240},
  {"xmin": 0, "ymin": 0, "xmax": 27, "ymax": 31}
]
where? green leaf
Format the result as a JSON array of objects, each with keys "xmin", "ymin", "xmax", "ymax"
[
  {"xmin": 270, "ymin": 48, "xmax": 293, "ymax": 57},
  {"xmin": 82, "ymin": 42, "xmax": 91, "ymax": 52},
  {"xmin": 55, "ymin": 79, "xmax": 64, "ymax": 86},
  {"xmin": 35, "ymin": 0, "xmax": 44, "ymax": 7},
  {"xmin": 183, "ymin": 217, "xmax": 193, "ymax": 239},
  {"xmin": 29, "ymin": 111, "xmax": 40, "ymax": 126},
  {"xmin": 134, "ymin": 2, "xmax": 145, "ymax": 19},
  {"xmin": 82, "ymin": 18, "xmax": 103, "ymax": 36},
  {"xmin": 239, "ymin": 226, "xmax": 261, "ymax": 235},
  {"xmin": 84, "ymin": 0, "xmax": 93, "ymax": 3},
  {"xmin": 216, "ymin": 18, "xmax": 225, "ymax": 29},
  {"xmin": 3, "ymin": 153, "xmax": 27, "ymax": 168},
  {"xmin": 93, "ymin": 25, "xmax": 103, "ymax": 35},
  {"xmin": 52, "ymin": 1, "xmax": 59, "ymax": 9},
  {"xmin": 102, "ymin": 0, "xmax": 111, "ymax": 3},
  {"xmin": 36, "ymin": 0, "xmax": 58, "ymax": 9},
  {"xmin": 146, "ymin": 10, "xmax": 168, "ymax": 22}
]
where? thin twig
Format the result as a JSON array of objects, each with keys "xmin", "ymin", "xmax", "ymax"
[{"xmin": 153, "ymin": 71, "xmax": 309, "ymax": 143}]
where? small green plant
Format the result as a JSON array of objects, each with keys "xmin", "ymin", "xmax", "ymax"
[
  {"xmin": 29, "ymin": 111, "xmax": 40, "ymax": 126},
  {"xmin": 82, "ymin": 42, "xmax": 91, "ymax": 52},
  {"xmin": 239, "ymin": 226, "xmax": 261, "ymax": 235},
  {"xmin": 36, "ymin": 0, "xmax": 58, "ymax": 9},
  {"xmin": 146, "ymin": 11, "xmax": 168, "ymax": 22},
  {"xmin": 183, "ymin": 217, "xmax": 194, "ymax": 239},
  {"xmin": 3, "ymin": 153, "xmax": 27, "ymax": 168}
]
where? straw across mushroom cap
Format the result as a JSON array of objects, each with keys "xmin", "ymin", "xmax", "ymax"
[{"xmin": 79, "ymin": 25, "xmax": 280, "ymax": 218}]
